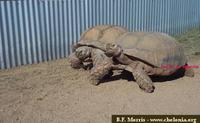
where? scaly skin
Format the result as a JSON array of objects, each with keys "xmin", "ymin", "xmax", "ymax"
[
  {"xmin": 75, "ymin": 46, "xmax": 92, "ymax": 61},
  {"xmin": 184, "ymin": 64, "xmax": 195, "ymax": 77},
  {"xmin": 106, "ymin": 44, "xmax": 155, "ymax": 93},
  {"xmin": 69, "ymin": 53, "xmax": 83, "ymax": 69},
  {"xmin": 90, "ymin": 49, "xmax": 113, "ymax": 85},
  {"xmin": 74, "ymin": 41, "xmax": 193, "ymax": 93},
  {"xmin": 126, "ymin": 63, "xmax": 155, "ymax": 93},
  {"xmin": 69, "ymin": 46, "xmax": 93, "ymax": 70},
  {"xmin": 73, "ymin": 46, "xmax": 127, "ymax": 85},
  {"xmin": 74, "ymin": 42, "xmax": 155, "ymax": 92},
  {"xmin": 133, "ymin": 69, "xmax": 155, "ymax": 93},
  {"xmin": 73, "ymin": 46, "xmax": 114, "ymax": 85}
]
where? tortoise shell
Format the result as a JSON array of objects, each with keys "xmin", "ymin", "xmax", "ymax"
[
  {"xmin": 116, "ymin": 32, "xmax": 187, "ymax": 67},
  {"xmin": 80, "ymin": 25, "xmax": 128, "ymax": 43}
]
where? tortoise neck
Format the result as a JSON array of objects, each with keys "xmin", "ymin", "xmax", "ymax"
[
  {"xmin": 116, "ymin": 53, "xmax": 135, "ymax": 65},
  {"xmin": 113, "ymin": 47, "xmax": 123, "ymax": 57}
]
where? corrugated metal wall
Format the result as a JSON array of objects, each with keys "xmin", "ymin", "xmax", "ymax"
[{"xmin": 0, "ymin": 0, "xmax": 200, "ymax": 69}]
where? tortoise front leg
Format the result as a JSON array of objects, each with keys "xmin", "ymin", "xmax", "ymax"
[
  {"xmin": 90, "ymin": 61, "xmax": 113, "ymax": 85},
  {"xmin": 90, "ymin": 49, "xmax": 113, "ymax": 85},
  {"xmin": 111, "ymin": 64, "xmax": 126, "ymax": 70},
  {"xmin": 126, "ymin": 64, "xmax": 155, "ymax": 93}
]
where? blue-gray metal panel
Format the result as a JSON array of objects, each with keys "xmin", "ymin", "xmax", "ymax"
[
  {"xmin": 28, "ymin": 0, "xmax": 37, "ymax": 63},
  {"xmin": 6, "ymin": 1, "xmax": 15, "ymax": 67},
  {"xmin": 100, "ymin": 0, "xmax": 103, "ymax": 24},
  {"xmin": 88, "ymin": 0, "xmax": 93, "ymax": 26},
  {"xmin": 84, "ymin": 0, "xmax": 89, "ymax": 27},
  {"xmin": 116, "ymin": 0, "xmax": 119, "ymax": 26},
  {"xmin": 127, "ymin": 0, "xmax": 130, "ymax": 28},
  {"xmin": 19, "ymin": 1, "xmax": 27, "ymax": 65},
  {"xmin": 67, "ymin": 0, "xmax": 73, "ymax": 53},
  {"xmin": 23, "ymin": 0, "xmax": 31, "ymax": 64},
  {"xmin": 91, "ymin": 0, "xmax": 96, "ymax": 26},
  {"xmin": 54, "ymin": 0, "xmax": 58, "ymax": 59},
  {"xmin": 39, "ymin": 0, "xmax": 47, "ymax": 61},
  {"xmin": 124, "ymin": 0, "xmax": 127, "ymax": 28},
  {"xmin": 119, "ymin": 0, "xmax": 122, "ymax": 27},
  {"xmin": 166, "ymin": 0, "xmax": 170, "ymax": 34},
  {"xmin": 12, "ymin": 1, "xmax": 21, "ymax": 66},
  {"xmin": 0, "ymin": 18, "xmax": 4, "ymax": 69},
  {"xmin": 49, "ymin": 0, "xmax": 55, "ymax": 60},
  {"xmin": 1, "ymin": 2, "xmax": 11, "ymax": 68},
  {"xmin": 33, "ymin": 0, "xmax": 42, "ymax": 62},
  {"xmin": 0, "ymin": 0, "xmax": 200, "ymax": 69},
  {"xmin": 63, "ymin": 0, "xmax": 69, "ymax": 56},
  {"xmin": 44, "ymin": 0, "xmax": 51, "ymax": 60},
  {"xmin": 113, "ymin": 0, "xmax": 116, "ymax": 25},
  {"xmin": 72, "ymin": 0, "xmax": 77, "ymax": 45},
  {"xmin": 58, "ymin": 1, "xmax": 64, "ymax": 58}
]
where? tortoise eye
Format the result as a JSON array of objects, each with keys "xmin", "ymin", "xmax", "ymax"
[{"xmin": 111, "ymin": 44, "xmax": 116, "ymax": 47}]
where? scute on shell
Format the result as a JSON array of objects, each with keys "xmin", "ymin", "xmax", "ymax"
[{"xmin": 80, "ymin": 25, "xmax": 128, "ymax": 43}]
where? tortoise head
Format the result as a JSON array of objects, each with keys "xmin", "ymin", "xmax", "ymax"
[
  {"xmin": 75, "ymin": 46, "xmax": 92, "ymax": 61},
  {"xmin": 105, "ymin": 43, "xmax": 123, "ymax": 57}
]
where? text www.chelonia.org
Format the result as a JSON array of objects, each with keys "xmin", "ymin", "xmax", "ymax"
[
  {"xmin": 149, "ymin": 117, "xmax": 196, "ymax": 123},
  {"xmin": 112, "ymin": 115, "xmax": 199, "ymax": 123}
]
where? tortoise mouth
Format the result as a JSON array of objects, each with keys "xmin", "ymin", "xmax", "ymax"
[{"xmin": 105, "ymin": 51, "xmax": 114, "ymax": 57}]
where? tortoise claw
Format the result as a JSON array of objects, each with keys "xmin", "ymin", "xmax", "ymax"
[
  {"xmin": 90, "ymin": 80, "xmax": 100, "ymax": 86},
  {"xmin": 184, "ymin": 68, "xmax": 195, "ymax": 77},
  {"xmin": 90, "ymin": 76, "xmax": 101, "ymax": 86},
  {"xmin": 139, "ymin": 83, "xmax": 155, "ymax": 93}
]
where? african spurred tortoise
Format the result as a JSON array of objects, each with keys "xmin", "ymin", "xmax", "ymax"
[
  {"xmin": 69, "ymin": 25, "xmax": 128, "ymax": 85},
  {"xmin": 77, "ymin": 32, "xmax": 194, "ymax": 93},
  {"xmin": 69, "ymin": 25, "xmax": 128, "ymax": 68}
]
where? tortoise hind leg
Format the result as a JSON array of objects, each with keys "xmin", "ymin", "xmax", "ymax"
[
  {"xmin": 183, "ymin": 64, "xmax": 195, "ymax": 77},
  {"xmin": 126, "ymin": 64, "xmax": 155, "ymax": 93},
  {"xmin": 184, "ymin": 68, "xmax": 195, "ymax": 77}
]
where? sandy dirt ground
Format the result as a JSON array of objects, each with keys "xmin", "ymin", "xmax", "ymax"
[{"xmin": 0, "ymin": 55, "xmax": 200, "ymax": 123}]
